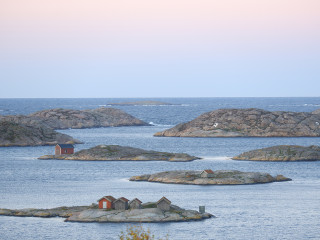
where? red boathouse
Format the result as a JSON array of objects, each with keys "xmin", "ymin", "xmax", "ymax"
[
  {"xmin": 98, "ymin": 196, "xmax": 116, "ymax": 209},
  {"xmin": 55, "ymin": 144, "xmax": 74, "ymax": 155}
]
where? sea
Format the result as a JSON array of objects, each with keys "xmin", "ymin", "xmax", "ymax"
[{"xmin": 0, "ymin": 98, "xmax": 320, "ymax": 240}]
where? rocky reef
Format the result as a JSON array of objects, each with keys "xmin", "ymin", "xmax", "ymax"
[
  {"xmin": 107, "ymin": 100, "xmax": 174, "ymax": 106},
  {"xmin": 130, "ymin": 170, "xmax": 291, "ymax": 185},
  {"xmin": 38, "ymin": 145, "xmax": 200, "ymax": 162},
  {"xmin": 0, "ymin": 204, "xmax": 213, "ymax": 223},
  {"xmin": 233, "ymin": 145, "xmax": 320, "ymax": 161},
  {"xmin": 0, "ymin": 121, "xmax": 81, "ymax": 147},
  {"xmin": 154, "ymin": 108, "xmax": 320, "ymax": 137}
]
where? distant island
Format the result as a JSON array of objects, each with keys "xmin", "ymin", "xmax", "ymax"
[
  {"xmin": 130, "ymin": 170, "xmax": 291, "ymax": 185},
  {"xmin": 0, "ymin": 107, "xmax": 149, "ymax": 129},
  {"xmin": 38, "ymin": 145, "xmax": 200, "ymax": 162},
  {"xmin": 0, "ymin": 121, "xmax": 81, "ymax": 147},
  {"xmin": 107, "ymin": 100, "xmax": 175, "ymax": 106},
  {"xmin": 0, "ymin": 107, "xmax": 148, "ymax": 147},
  {"xmin": 0, "ymin": 196, "xmax": 213, "ymax": 223},
  {"xmin": 154, "ymin": 108, "xmax": 320, "ymax": 137},
  {"xmin": 233, "ymin": 145, "xmax": 320, "ymax": 161}
]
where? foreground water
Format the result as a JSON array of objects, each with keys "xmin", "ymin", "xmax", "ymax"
[{"xmin": 0, "ymin": 98, "xmax": 320, "ymax": 240}]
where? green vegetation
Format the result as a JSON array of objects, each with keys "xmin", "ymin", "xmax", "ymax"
[{"xmin": 142, "ymin": 203, "xmax": 156, "ymax": 209}]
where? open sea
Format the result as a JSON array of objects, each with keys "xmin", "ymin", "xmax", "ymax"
[{"xmin": 0, "ymin": 97, "xmax": 320, "ymax": 240}]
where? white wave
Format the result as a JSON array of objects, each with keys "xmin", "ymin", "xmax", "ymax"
[
  {"xmin": 119, "ymin": 178, "xmax": 130, "ymax": 182},
  {"xmin": 268, "ymin": 104, "xmax": 320, "ymax": 107},
  {"xmin": 136, "ymin": 104, "xmax": 177, "ymax": 107},
  {"xmin": 200, "ymin": 156, "xmax": 233, "ymax": 161},
  {"xmin": 98, "ymin": 105, "xmax": 107, "ymax": 107},
  {"xmin": 149, "ymin": 122, "xmax": 174, "ymax": 127},
  {"xmin": 18, "ymin": 157, "xmax": 38, "ymax": 160}
]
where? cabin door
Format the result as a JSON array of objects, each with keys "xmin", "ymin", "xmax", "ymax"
[{"xmin": 103, "ymin": 201, "xmax": 107, "ymax": 209}]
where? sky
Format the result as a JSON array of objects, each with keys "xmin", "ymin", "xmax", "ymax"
[{"xmin": 0, "ymin": 0, "xmax": 319, "ymax": 98}]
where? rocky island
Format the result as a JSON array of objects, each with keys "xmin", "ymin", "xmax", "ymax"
[
  {"xmin": 3, "ymin": 107, "xmax": 149, "ymax": 129},
  {"xmin": 0, "ymin": 199, "xmax": 213, "ymax": 223},
  {"xmin": 0, "ymin": 121, "xmax": 81, "ymax": 147},
  {"xmin": 130, "ymin": 170, "xmax": 291, "ymax": 185},
  {"xmin": 107, "ymin": 100, "xmax": 175, "ymax": 106},
  {"xmin": 38, "ymin": 145, "xmax": 200, "ymax": 162},
  {"xmin": 0, "ymin": 107, "xmax": 148, "ymax": 146},
  {"xmin": 154, "ymin": 108, "xmax": 320, "ymax": 137},
  {"xmin": 233, "ymin": 145, "xmax": 320, "ymax": 161}
]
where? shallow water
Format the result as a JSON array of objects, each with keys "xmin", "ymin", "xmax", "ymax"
[{"xmin": 0, "ymin": 98, "xmax": 320, "ymax": 240}]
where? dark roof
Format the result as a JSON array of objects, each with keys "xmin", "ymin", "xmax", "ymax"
[
  {"xmin": 114, "ymin": 197, "xmax": 129, "ymax": 203},
  {"xmin": 120, "ymin": 197, "xmax": 129, "ymax": 202},
  {"xmin": 56, "ymin": 144, "xmax": 74, "ymax": 149},
  {"xmin": 157, "ymin": 197, "xmax": 171, "ymax": 205},
  {"xmin": 129, "ymin": 198, "xmax": 142, "ymax": 204},
  {"xmin": 203, "ymin": 169, "xmax": 214, "ymax": 174},
  {"xmin": 97, "ymin": 195, "xmax": 116, "ymax": 202}
]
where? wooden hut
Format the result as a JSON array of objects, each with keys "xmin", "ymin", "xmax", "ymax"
[
  {"xmin": 55, "ymin": 144, "xmax": 74, "ymax": 155},
  {"xmin": 129, "ymin": 198, "xmax": 142, "ymax": 209},
  {"xmin": 114, "ymin": 197, "xmax": 129, "ymax": 210},
  {"xmin": 200, "ymin": 169, "xmax": 214, "ymax": 178},
  {"xmin": 156, "ymin": 197, "xmax": 171, "ymax": 211},
  {"xmin": 98, "ymin": 195, "xmax": 116, "ymax": 209}
]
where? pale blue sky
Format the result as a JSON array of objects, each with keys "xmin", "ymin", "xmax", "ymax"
[{"xmin": 0, "ymin": 0, "xmax": 319, "ymax": 97}]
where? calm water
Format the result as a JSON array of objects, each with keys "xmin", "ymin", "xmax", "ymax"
[{"xmin": 0, "ymin": 98, "xmax": 320, "ymax": 240}]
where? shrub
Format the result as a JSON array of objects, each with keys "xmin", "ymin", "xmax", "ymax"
[{"xmin": 119, "ymin": 225, "xmax": 168, "ymax": 240}]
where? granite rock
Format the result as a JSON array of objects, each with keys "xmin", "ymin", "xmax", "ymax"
[
  {"xmin": 233, "ymin": 145, "xmax": 320, "ymax": 161},
  {"xmin": 130, "ymin": 170, "xmax": 291, "ymax": 185},
  {"xmin": 38, "ymin": 145, "xmax": 200, "ymax": 162},
  {"xmin": 154, "ymin": 108, "xmax": 320, "ymax": 137},
  {"xmin": 0, "ymin": 107, "xmax": 148, "ymax": 130},
  {"xmin": 0, "ymin": 204, "xmax": 213, "ymax": 223},
  {"xmin": 0, "ymin": 121, "xmax": 81, "ymax": 147}
]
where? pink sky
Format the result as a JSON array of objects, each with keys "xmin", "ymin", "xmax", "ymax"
[
  {"xmin": 0, "ymin": 0, "xmax": 319, "ymax": 97},
  {"xmin": 1, "ymin": 0, "xmax": 319, "ymax": 52}
]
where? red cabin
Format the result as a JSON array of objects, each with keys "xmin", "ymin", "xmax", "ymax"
[
  {"xmin": 98, "ymin": 196, "xmax": 116, "ymax": 209},
  {"xmin": 55, "ymin": 144, "xmax": 74, "ymax": 155}
]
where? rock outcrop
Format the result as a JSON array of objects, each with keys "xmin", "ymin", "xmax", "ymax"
[
  {"xmin": 0, "ymin": 121, "xmax": 81, "ymax": 147},
  {"xmin": 0, "ymin": 204, "xmax": 213, "ymax": 223},
  {"xmin": 38, "ymin": 145, "xmax": 200, "ymax": 162},
  {"xmin": 233, "ymin": 145, "xmax": 320, "ymax": 161},
  {"xmin": 130, "ymin": 170, "xmax": 291, "ymax": 185},
  {"xmin": 107, "ymin": 101, "xmax": 174, "ymax": 106},
  {"xmin": 312, "ymin": 109, "xmax": 320, "ymax": 114},
  {"xmin": 154, "ymin": 108, "xmax": 320, "ymax": 137},
  {"xmin": 0, "ymin": 107, "xmax": 147, "ymax": 146},
  {"xmin": 16, "ymin": 107, "xmax": 147, "ymax": 129}
]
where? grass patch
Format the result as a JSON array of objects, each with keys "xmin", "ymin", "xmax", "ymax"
[{"xmin": 142, "ymin": 203, "xmax": 157, "ymax": 209}]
